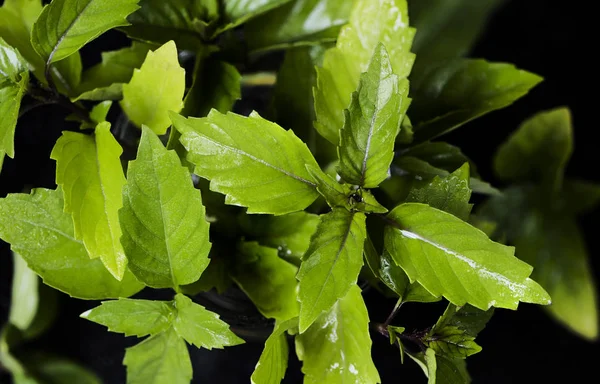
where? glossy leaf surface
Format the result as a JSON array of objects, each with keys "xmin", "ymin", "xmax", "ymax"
[
  {"xmin": 251, "ymin": 319, "xmax": 297, "ymax": 384},
  {"xmin": 0, "ymin": 188, "xmax": 143, "ymax": 299},
  {"xmin": 120, "ymin": 127, "xmax": 211, "ymax": 288},
  {"xmin": 385, "ymin": 203, "xmax": 551, "ymax": 310},
  {"xmin": 297, "ymin": 209, "xmax": 366, "ymax": 332},
  {"xmin": 172, "ymin": 110, "xmax": 320, "ymax": 215}
]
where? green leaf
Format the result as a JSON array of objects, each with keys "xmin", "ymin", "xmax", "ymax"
[
  {"xmin": 81, "ymin": 299, "xmax": 174, "ymax": 337},
  {"xmin": 245, "ymin": 0, "xmax": 352, "ymax": 52},
  {"xmin": 0, "ymin": 0, "xmax": 82, "ymax": 96},
  {"xmin": 399, "ymin": 141, "xmax": 475, "ymax": 175},
  {"xmin": 171, "ymin": 110, "xmax": 320, "ymax": 215},
  {"xmin": 221, "ymin": 0, "xmax": 292, "ymax": 30},
  {"xmin": 121, "ymin": 40, "xmax": 185, "ymax": 135},
  {"xmin": 424, "ymin": 326, "xmax": 481, "ymax": 359},
  {"xmin": 305, "ymin": 164, "xmax": 352, "ymax": 209},
  {"xmin": 251, "ymin": 318, "xmax": 297, "ymax": 384},
  {"xmin": 9, "ymin": 253, "xmax": 38, "ymax": 332},
  {"xmin": 232, "ymin": 242, "xmax": 299, "ymax": 321},
  {"xmin": 296, "ymin": 285, "xmax": 380, "ymax": 383},
  {"xmin": 338, "ymin": 43, "xmax": 409, "ymax": 188},
  {"xmin": 297, "ymin": 209, "xmax": 366, "ymax": 332},
  {"xmin": 239, "ymin": 212, "xmax": 319, "ymax": 261},
  {"xmin": 172, "ymin": 293, "xmax": 244, "ymax": 349},
  {"xmin": 31, "ymin": 0, "xmax": 140, "ymax": 64},
  {"xmin": 410, "ymin": 59, "xmax": 542, "ymax": 143},
  {"xmin": 314, "ymin": 0, "xmax": 415, "ymax": 144},
  {"xmin": 76, "ymin": 100, "xmax": 112, "ymax": 130},
  {"xmin": 478, "ymin": 188, "xmax": 598, "ymax": 339},
  {"xmin": 433, "ymin": 304, "xmax": 494, "ymax": 338},
  {"xmin": 124, "ymin": 327, "xmax": 192, "ymax": 384},
  {"xmin": 51, "ymin": 123, "xmax": 128, "ymax": 280},
  {"xmin": 22, "ymin": 356, "xmax": 101, "ymax": 384},
  {"xmin": 75, "ymin": 42, "xmax": 151, "ymax": 101},
  {"xmin": 406, "ymin": 163, "xmax": 472, "ymax": 220},
  {"xmin": 561, "ymin": 179, "xmax": 600, "ymax": 215},
  {"xmin": 414, "ymin": 349, "xmax": 471, "ymax": 384},
  {"xmin": 494, "ymin": 107, "xmax": 572, "ymax": 189},
  {"xmin": 0, "ymin": 38, "xmax": 29, "ymax": 166},
  {"xmin": 384, "ymin": 203, "xmax": 551, "ymax": 310},
  {"xmin": 0, "ymin": 188, "xmax": 143, "ymax": 299},
  {"xmin": 120, "ymin": 127, "xmax": 211, "ymax": 288},
  {"xmin": 123, "ymin": 0, "xmax": 218, "ymax": 50},
  {"xmin": 409, "ymin": 0, "xmax": 505, "ymax": 64}
]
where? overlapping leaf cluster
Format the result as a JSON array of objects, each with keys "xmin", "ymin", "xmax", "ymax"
[{"xmin": 0, "ymin": 0, "xmax": 596, "ymax": 383}]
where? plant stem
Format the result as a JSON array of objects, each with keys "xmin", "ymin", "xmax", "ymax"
[
  {"xmin": 27, "ymin": 82, "xmax": 91, "ymax": 123},
  {"xmin": 383, "ymin": 298, "xmax": 404, "ymax": 327}
]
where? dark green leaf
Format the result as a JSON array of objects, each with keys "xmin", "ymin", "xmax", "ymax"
[
  {"xmin": 172, "ymin": 293, "xmax": 244, "ymax": 349},
  {"xmin": 338, "ymin": 43, "xmax": 409, "ymax": 188},
  {"xmin": 297, "ymin": 209, "xmax": 366, "ymax": 332},
  {"xmin": 220, "ymin": 0, "xmax": 292, "ymax": 32},
  {"xmin": 0, "ymin": 188, "xmax": 143, "ymax": 299},
  {"xmin": 433, "ymin": 304, "xmax": 494, "ymax": 338},
  {"xmin": 171, "ymin": 110, "xmax": 320, "ymax": 215},
  {"xmin": 314, "ymin": 0, "xmax": 415, "ymax": 144},
  {"xmin": 120, "ymin": 127, "xmax": 211, "ymax": 288},
  {"xmin": 424, "ymin": 326, "xmax": 481, "ymax": 359},
  {"xmin": 74, "ymin": 42, "xmax": 151, "ymax": 101},
  {"xmin": 31, "ymin": 0, "xmax": 140, "ymax": 64},
  {"xmin": 406, "ymin": 163, "xmax": 472, "ymax": 220},
  {"xmin": 0, "ymin": 38, "xmax": 29, "ymax": 169},
  {"xmin": 121, "ymin": 41, "xmax": 185, "ymax": 135},
  {"xmin": 239, "ymin": 212, "xmax": 319, "ymax": 261},
  {"xmin": 232, "ymin": 242, "xmax": 299, "ymax": 321},
  {"xmin": 410, "ymin": 59, "xmax": 542, "ymax": 143},
  {"xmin": 399, "ymin": 141, "xmax": 476, "ymax": 176},
  {"xmin": 561, "ymin": 179, "xmax": 600, "ymax": 215},
  {"xmin": 123, "ymin": 0, "xmax": 217, "ymax": 50},
  {"xmin": 51, "ymin": 123, "xmax": 128, "ymax": 279},
  {"xmin": 81, "ymin": 299, "xmax": 174, "ymax": 337},
  {"xmin": 413, "ymin": 349, "xmax": 471, "ymax": 384},
  {"xmin": 384, "ymin": 203, "xmax": 551, "ymax": 310},
  {"xmin": 124, "ymin": 327, "xmax": 192, "ymax": 384},
  {"xmin": 296, "ymin": 285, "xmax": 380, "ymax": 383},
  {"xmin": 494, "ymin": 107, "xmax": 572, "ymax": 189},
  {"xmin": 245, "ymin": 0, "xmax": 352, "ymax": 52},
  {"xmin": 251, "ymin": 318, "xmax": 297, "ymax": 384},
  {"xmin": 410, "ymin": 0, "xmax": 505, "ymax": 64}
]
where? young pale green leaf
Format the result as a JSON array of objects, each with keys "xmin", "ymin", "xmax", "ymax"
[
  {"xmin": 410, "ymin": 0, "xmax": 505, "ymax": 64},
  {"xmin": 251, "ymin": 318, "xmax": 297, "ymax": 384},
  {"xmin": 0, "ymin": 38, "xmax": 29, "ymax": 167},
  {"xmin": 0, "ymin": 188, "xmax": 143, "ymax": 299},
  {"xmin": 0, "ymin": 0, "xmax": 83, "ymax": 96},
  {"xmin": 51, "ymin": 123, "xmax": 127, "ymax": 280},
  {"xmin": 120, "ymin": 41, "xmax": 184, "ymax": 135},
  {"xmin": 305, "ymin": 164, "xmax": 352, "ymax": 209},
  {"xmin": 124, "ymin": 327, "xmax": 192, "ymax": 384},
  {"xmin": 338, "ymin": 43, "xmax": 409, "ymax": 188},
  {"xmin": 424, "ymin": 326, "xmax": 481, "ymax": 359},
  {"xmin": 385, "ymin": 203, "xmax": 551, "ymax": 310},
  {"xmin": 494, "ymin": 108, "xmax": 572, "ymax": 189},
  {"xmin": 410, "ymin": 59, "xmax": 542, "ymax": 143},
  {"xmin": 220, "ymin": 0, "xmax": 292, "ymax": 31},
  {"xmin": 81, "ymin": 299, "xmax": 174, "ymax": 338},
  {"xmin": 75, "ymin": 100, "xmax": 112, "ymax": 130},
  {"xmin": 232, "ymin": 242, "xmax": 299, "ymax": 321},
  {"xmin": 171, "ymin": 110, "xmax": 320, "ymax": 215},
  {"xmin": 245, "ymin": 0, "xmax": 352, "ymax": 52},
  {"xmin": 296, "ymin": 285, "xmax": 380, "ymax": 383},
  {"xmin": 172, "ymin": 294, "xmax": 244, "ymax": 349},
  {"xmin": 123, "ymin": 0, "xmax": 218, "ymax": 50},
  {"xmin": 314, "ymin": 0, "xmax": 415, "ymax": 144},
  {"xmin": 75, "ymin": 42, "xmax": 150, "ymax": 101},
  {"xmin": 239, "ymin": 212, "xmax": 319, "ymax": 261},
  {"xmin": 297, "ymin": 209, "xmax": 367, "ymax": 332},
  {"xmin": 9, "ymin": 253, "xmax": 38, "ymax": 332},
  {"xmin": 120, "ymin": 127, "xmax": 211, "ymax": 288},
  {"xmin": 407, "ymin": 163, "xmax": 472, "ymax": 220},
  {"xmin": 31, "ymin": 0, "xmax": 140, "ymax": 64}
]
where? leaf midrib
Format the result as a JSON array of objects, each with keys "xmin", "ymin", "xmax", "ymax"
[{"xmin": 46, "ymin": 0, "xmax": 95, "ymax": 64}]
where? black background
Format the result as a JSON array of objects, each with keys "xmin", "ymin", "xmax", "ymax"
[{"xmin": 1, "ymin": 0, "xmax": 598, "ymax": 383}]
